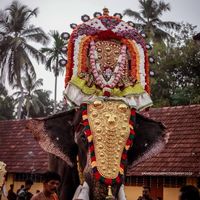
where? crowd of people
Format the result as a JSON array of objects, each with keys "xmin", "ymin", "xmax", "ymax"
[
  {"xmin": 6, "ymin": 171, "xmax": 61, "ymax": 200},
  {"xmin": 137, "ymin": 185, "xmax": 200, "ymax": 200},
  {"xmin": 4, "ymin": 172, "xmax": 200, "ymax": 200}
]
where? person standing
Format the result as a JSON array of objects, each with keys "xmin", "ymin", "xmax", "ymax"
[
  {"xmin": 17, "ymin": 179, "xmax": 33, "ymax": 200},
  {"xmin": 17, "ymin": 185, "xmax": 24, "ymax": 195},
  {"xmin": 7, "ymin": 184, "xmax": 17, "ymax": 200},
  {"xmin": 31, "ymin": 171, "xmax": 61, "ymax": 200},
  {"xmin": 137, "ymin": 186, "xmax": 153, "ymax": 200},
  {"xmin": 179, "ymin": 185, "xmax": 200, "ymax": 200}
]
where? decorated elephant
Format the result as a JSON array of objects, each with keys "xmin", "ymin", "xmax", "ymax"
[
  {"xmin": 28, "ymin": 8, "xmax": 165, "ymax": 200},
  {"xmin": 28, "ymin": 108, "xmax": 165, "ymax": 200}
]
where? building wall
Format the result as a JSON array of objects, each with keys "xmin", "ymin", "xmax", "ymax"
[
  {"xmin": 125, "ymin": 177, "xmax": 198, "ymax": 200},
  {"xmin": 125, "ymin": 186, "xmax": 179, "ymax": 200},
  {"xmin": 163, "ymin": 187, "xmax": 179, "ymax": 200},
  {"xmin": 125, "ymin": 186, "xmax": 142, "ymax": 200}
]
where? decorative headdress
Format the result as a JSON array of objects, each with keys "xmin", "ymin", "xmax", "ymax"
[{"xmin": 62, "ymin": 8, "xmax": 153, "ymax": 110}]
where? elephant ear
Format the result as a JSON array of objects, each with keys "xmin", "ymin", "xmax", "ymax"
[
  {"xmin": 127, "ymin": 112, "xmax": 166, "ymax": 167},
  {"xmin": 27, "ymin": 109, "xmax": 79, "ymax": 167}
]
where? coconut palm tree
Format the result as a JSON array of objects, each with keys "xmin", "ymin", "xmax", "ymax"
[
  {"xmin": 13, "ymin": 73, "xmax": 45, "ymax": 118},
  {"xmin": 27, "ymin": 89, "xmax": 54, "ymax": 118},
  {"xmin": 0, "ymin": 1, "xmax": 49, "ymax": 119},
  {"xmin": 0, "ymin": 83, "xmax": 15, "ymax": 120},
  {"xmin": 123, "ymin": 0, "xmax": 180, "ymax": 41},
  {"xmin": 41, "ymin": 30, "xmax": 65, "ymax": 113}
]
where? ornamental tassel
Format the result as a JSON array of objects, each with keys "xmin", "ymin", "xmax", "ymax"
[{"xmin": 106, "ymin": 185, "xmax": 115, "ymax": 200}]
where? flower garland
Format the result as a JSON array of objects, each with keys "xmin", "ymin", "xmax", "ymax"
[
  {"xmin": 81, "ymin": 103, "xmax": 136, "ymax": 185},
  {"xmin": 65, "ymin": 14, "xmax": 150, "ymax": 94},
  {"xmin": 79, "ymin": 36, "xmax": 97, "ymax": 74},
  {"xmin": 121, "ymin": 38, "xmax": 138, "ymax": 81},
  {"xmin": 89, "ymin": 40, "xmax": 127, "ymax": 89},
  {"xmin": 121, "ymin": 38, "xmax": 148, "ymax": 91},
  {"xmin": 77, "ymin": 36, "xmax": 91, "ymax": 74},
  {"xmin": 65, "ymin": 36, "xmax": 75, "ymax": 86},
  {"xmin": 144, "ymin": 48, "xmax": 150, "ymax": 94},
  {"xmin": 73, "ymin": 35, "xmax": 86, "ymax": 76}
]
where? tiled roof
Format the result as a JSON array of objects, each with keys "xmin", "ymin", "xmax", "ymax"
[
  {"xmin": 0, "ymin": 120, "xmax": 48, "ymax": 173},
  {"xmin": 127, "ymin": 104, "xmax": 200, "ymax": 177}
]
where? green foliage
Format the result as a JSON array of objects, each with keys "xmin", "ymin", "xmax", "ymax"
[
  {"xmin": 151, "ymin": 23, "xmax": 200, "ymax": 106},
  {"xmin": 41, "ymin": 30, "xmax": 65, "ymax": 76},
  {"xmin": 124, "ymin": 0, "xmax": 180, "ymax": 42},
  {"xmin": 0, "ymin": 1, "xmax": 49, "ymax": 118},
  {"xmin": 41, "ymin": 30, "xmax": 66, "ymax": 113},
  {"xmin": 0, "ymin": 84, "xmax": 15, "ymax": 120},
  {"xmin": 0, "ymin": 1, "xmax": 48, "ymax": 85},
  {"xmin": 23, "ymin": 90, "xmax": 54, "ymax": 118},
  {"xmin": 13, "ymin": 74, "xmax": 46, "ymax": 118}
]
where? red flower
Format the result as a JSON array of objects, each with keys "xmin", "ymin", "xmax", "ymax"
[
  {"xmin": 127, "ymin": 139, "xmax": 132, "ymax": 145},
  {"xmin": 122, "ymin": 153, "xmax": 127, "ymax": 160},
  {"xmin": 116, "ymin": 176, "xmax": 121, "ymax": 184},
  {"xmin": 89, "ymin": 145, "xmax": 94, "ymax": 152},
  {"xmin": 83, "ymin": 120, "xmax": 89, "ymax": 126},
  {"xmin": 131, "ymin": 109, "xmax": 136, "ymax": 116},
  {"xmin": 82, "ymin": 110, "xmax": 87, "ymax": 115},
  {"xmin": 91, "ymin": 156, "xmax": 96, "ymax": 162},
  {"xmin": 130, "ymin": 129, "xmax": 135, "ymax": 135},
  {"xmin": 103, "ymin": 91, "xmax": 111, "ymax": 97},
  {"xmin": 120, "ymin": 163, "xmax": 124, "ymax": 169},
  {"xmin": 94, "ymin": 172, "xmax": 101, "ymax": 180},
  {"xmin": 129, "ymin": 120, "xmax": 134, "ymax": 126},
  {"xmin": 105, "ymin": 178, "xmax": 112, "ymax": 185},
  {"xmin": 85, "ymin": 129, "xmax": 91, "ymax": 136}
]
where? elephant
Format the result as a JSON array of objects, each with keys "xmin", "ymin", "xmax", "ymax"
[
  {"xmin": 27, "ymin": 107, "xmax": 165, "ymax": 200},
  {"xmin": 25, "ymin": 8, "xmax": 167, "ymax": 200}
]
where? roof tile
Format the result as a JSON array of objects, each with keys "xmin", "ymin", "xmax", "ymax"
[
  {"xmin": 127, "ymin": 104, "xmax": 200, "ymax": 177},
  {"xmin": 0, "ymin": 120, "xmax": 48, "ymax": 173}
]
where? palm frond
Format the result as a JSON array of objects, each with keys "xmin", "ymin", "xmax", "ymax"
[
  {"xmin": 157, "ymin": 20, "xmax": 181, "ymax": 31},
  {"xmin": 153, "ymin": 27, "xmax": 173, "ymax": 40},
  {"xmin": 40, "ymin": 47, "xmax": 54, "ymax": 54},
  {"xmin": 25, "ymin": 8, "xmax": 39, "ymax": 22},
  {"xmin": 22, "ymin": 26, "xmax": 49, "ymax": 45},
  {"xmin": 123, "ymin": 9, "xmax": 146, "ymax": 23},
  {"xmin": 32, "ymin": 78, "xmax": 43, "ymax": 89},
  {"xmin": 45, "ymin": 56, "xmax": 55, "ymax": 71},
  {"xmin": 155, "ymin": 1, "xmax": 170, "ymax": 17},
  {"xmin": 23, "ymin": 42, "xmax": 46, "ymax": 64}
]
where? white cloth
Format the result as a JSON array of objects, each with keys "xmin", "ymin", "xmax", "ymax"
[
  {"xmin": 72, "ymin": 182, "xmax": 90, "ymax": 200},
  {"xmin": 65, "ymin": 83, "xmax": 153, "ymax": 111},
  {"xmin": 118, "ymin": 184, "xmax": 127, "ymax": 200}
]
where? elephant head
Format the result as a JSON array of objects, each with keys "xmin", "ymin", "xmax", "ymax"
[{"xmin": 27, "ymin": 107, "xmax": 165, "ymax": 200}]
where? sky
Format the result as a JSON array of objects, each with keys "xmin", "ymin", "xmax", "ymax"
[{"xmin": 1, "ymin": 0, "xmax": 200, "ymax": 101}]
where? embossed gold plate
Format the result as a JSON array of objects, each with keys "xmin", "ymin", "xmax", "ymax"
[{"xmin": 87, "ymin": 100, "xmax": 131, "ymax": 179}]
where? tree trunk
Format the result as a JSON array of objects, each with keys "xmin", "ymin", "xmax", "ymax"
[
  {"xmin": 53, "ymin": 58, "xmax": 58, "ymax": 114},
  {"xmin": 17, "ymin": 84, "xmax": 24, "ymax": 119}
]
